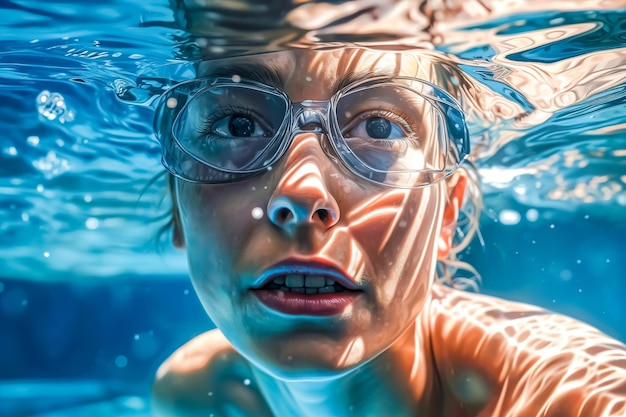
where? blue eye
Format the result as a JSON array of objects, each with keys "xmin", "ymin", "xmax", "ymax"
[{"xmin": 346, "ymin": 116, "xmax": 405, "ymax": 139}]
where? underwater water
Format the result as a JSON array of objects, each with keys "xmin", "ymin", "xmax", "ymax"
[{"xmin": 1, "ymin": 0, "xmax": 625, "ymax": 415}]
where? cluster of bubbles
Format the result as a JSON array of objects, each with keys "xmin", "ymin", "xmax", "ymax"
[{"xmin": 36, "ymin": 90, "xmax": 75, "ymax": 123}]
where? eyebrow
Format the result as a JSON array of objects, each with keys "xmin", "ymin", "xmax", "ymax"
[
  {"xmin": 203, "ymin": 63, "xmax": 285, "ymax": 89},
  {"xmin": 203, "ymin": 63, "xmax": 396, "ymax": 93},
  {"xmin": 332, "ymin": 70, "xmax": 395, "ymax": 92}
]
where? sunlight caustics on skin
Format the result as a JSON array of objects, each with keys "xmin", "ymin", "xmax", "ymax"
[{"xmin": 427, "ymin": 285, "xmax": 626, "ymax": 416}]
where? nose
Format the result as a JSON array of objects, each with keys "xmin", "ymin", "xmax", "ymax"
[{"xmin": 267, "ymin": 134, "xmax": 340, "ymax": 234}]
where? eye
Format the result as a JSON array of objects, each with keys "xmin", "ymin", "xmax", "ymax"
[
  {"xmin": 344, "ymin": 116, "xmax": 406, "ymax": 140},
  {"xmin": 212, "ymin": 114, "xmax": 271, "ymax": 138}
]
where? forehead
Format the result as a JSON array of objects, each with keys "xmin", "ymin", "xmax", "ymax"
[{"xmin": 197, "ymin": 48, "xmax": 424, "ymax": 100}]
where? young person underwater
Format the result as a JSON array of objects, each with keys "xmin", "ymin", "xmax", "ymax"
[{"xmin": 150, "ymin": 47, "xmax": 626, "ymax": 417}]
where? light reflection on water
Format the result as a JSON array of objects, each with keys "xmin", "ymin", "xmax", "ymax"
[
  {"xmin": 0, "ymin": 0, "xmax": 624, "ymax": 278},
  {"xmin": 0, "ymin": 1, "xmax": 625, "ymax": 415}
]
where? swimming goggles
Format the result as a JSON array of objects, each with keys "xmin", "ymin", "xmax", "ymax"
[{"xmin": 154, "ymin": 75, "xmax": 470, "ymax": 188}]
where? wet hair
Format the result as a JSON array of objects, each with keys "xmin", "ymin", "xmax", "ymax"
[{"xmin": 437, "ymin": 162, "xmax": 482, "ymax": 291}]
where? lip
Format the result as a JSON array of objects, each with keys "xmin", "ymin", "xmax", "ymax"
[{"xmin": 250, "ymin": 258, "xmax": 363, "ymax": 316}]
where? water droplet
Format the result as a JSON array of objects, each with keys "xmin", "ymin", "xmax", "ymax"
[
  {"xmin": 84, "ymin": 194, "xmax": 93, "ymax": 203},
  {"xmin": 27, "ymin": 136, "xmax": 40, "ymax": 146},
  {"xmin": 549, "ymin": 224, "xmax": 555, "ymax": 229},
  {"xmin": 3, "ymin": 146, "xmax": 17, "ymax": 156},
  {"xmin": 208, "ymin": 391, "xmax": 213, "ymax": 396},
  {"xmin": 243, "ymin": 378, "xmax": 251, "ymax": 386},
  {"xmin": 43, "ymin": 252, "xmax": 50, "ymax": 258},
  {"xmin": 21, "ymin": 213, "xmax": 29, "ymax": 222},
  {"xmin": 576, "ymin": 259, "xmax": 582, "ymax": 265},
  {"xmin": 232, "ymin": 74, "xmax": 241, "ymax": 83},
  {"xmin": 183, "ymin": 289, "xmax": 189, "ymax": 295},
  {"xmin": 305, "ymin": 76, "xmax": 312, "ymax": 82}
]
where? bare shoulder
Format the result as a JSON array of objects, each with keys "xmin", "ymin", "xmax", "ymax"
[
  {"xmin": 152, "ymin": 329, "xmax": 272, "ymax": 417},
  {"xmin": 426, "ymin": 284, "xmax": 626, "ymax": 416}
]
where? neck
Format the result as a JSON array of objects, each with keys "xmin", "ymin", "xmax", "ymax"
[{"xmin": 250, "ymin": 319, "xmax": 434, "ymax": 417}]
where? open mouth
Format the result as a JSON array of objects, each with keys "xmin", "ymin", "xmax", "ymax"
[
  {"xmin": 260, "ymin": 273, "xmax": 352, "ymax": 294},
  {"xmin": 251, "ymin": 260, "xmax": 363, "ymax": 315}
]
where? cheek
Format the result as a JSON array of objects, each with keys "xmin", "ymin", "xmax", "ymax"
[
  {"xmin": 176, "ymin": 182, "xmax": 267, "ymax": 284},
  {"xmin": 347, "ymin": 187, "xmax": 442, "ymax": 304}
]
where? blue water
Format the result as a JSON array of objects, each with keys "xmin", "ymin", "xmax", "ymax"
[{"xmin": 1, "ymin": 1, "xmax": 625, "ymax": 415}]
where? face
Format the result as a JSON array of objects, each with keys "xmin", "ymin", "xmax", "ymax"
[{"xmin": 172, "ymin": 48, "xmax": 466, "ymax": 379}]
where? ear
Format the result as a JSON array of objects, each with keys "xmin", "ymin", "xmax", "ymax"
[
  {"xmin": 437, "ymin": 171, "xmax": 467, "ymax": 260},
  {"xmin": 168, "ymin": 175, "xmax": 185, "ymax": 249}
]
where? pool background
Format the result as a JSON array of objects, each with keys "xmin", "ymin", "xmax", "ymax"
[{"xmin": 1, "ymin": 0, "xmax": 625, "ymax": 415}]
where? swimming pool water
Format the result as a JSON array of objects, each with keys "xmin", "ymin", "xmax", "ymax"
[{"xmin": 1, "ymin": 0, "xmax": 625, "ymax": 415}]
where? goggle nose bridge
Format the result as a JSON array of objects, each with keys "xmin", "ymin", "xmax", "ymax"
[{"xmin": 291, "ymin": 100, "xmax": 331, "ymax": 134}]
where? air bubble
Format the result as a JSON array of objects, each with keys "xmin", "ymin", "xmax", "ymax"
[
  {"xmin": 251, "ymin": 207, "xmax": 264, "ymax": 219},
  {"xmin": 27, "ymin": 136, "xmax": 40, "ymax": 146},
  {"xmin": 115, "ymin": 355, "xmax": 128, "ymax": 368},
  {"xmin": 525, "ymin": 209, "xmax": 539, "ymax": 222},
  {"xmin": 498, "ymin": 209, "xmax": 520, "ymax": 225},
  {"xmin": 232, "ymin": 74, "xmax": 241, "ymax": 83},
  {"xmin": 32, "ymin": 150, "xmax": 70, "ymax": 179},
  {"xmin": 43, "ymin": 252, "xmax": 50, "ymax": 258},
  {"xmin": 36, "ymin": 90, "xmax": 75, "ymax": 123},
  {"xmin": 85, "ymin": 217, "xmax": 99, "ymax": 230},
  {"xmin": 243, "ymin": 378, "xmax": 251, "ymax": 386},
  {"xmin": 166, "ymin": 97, "xmax": 178, "ymax": 108}
]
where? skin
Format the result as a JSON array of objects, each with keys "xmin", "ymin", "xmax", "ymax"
[{"xmin": 152, "ymin": 49, "xmax": 626, "ymax": 417}]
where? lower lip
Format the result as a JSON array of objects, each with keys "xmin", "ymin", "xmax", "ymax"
[{"xmin": 253, "ymin": 290, "xmax": 361, "ymax": 316}]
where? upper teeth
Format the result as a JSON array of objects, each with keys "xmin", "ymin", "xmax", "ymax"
[{"xmin": 277, "ymin": 274, "xmax": 335, "ymax": 288}]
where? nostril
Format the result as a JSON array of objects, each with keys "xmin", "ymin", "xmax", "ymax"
[
  {"xmin": 276, "ymin": 207, "xmax": 292, "ymax": 223},
  {"xmin": 315, "ymin": 208, "xmax": 330, "ymax": 222}
]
